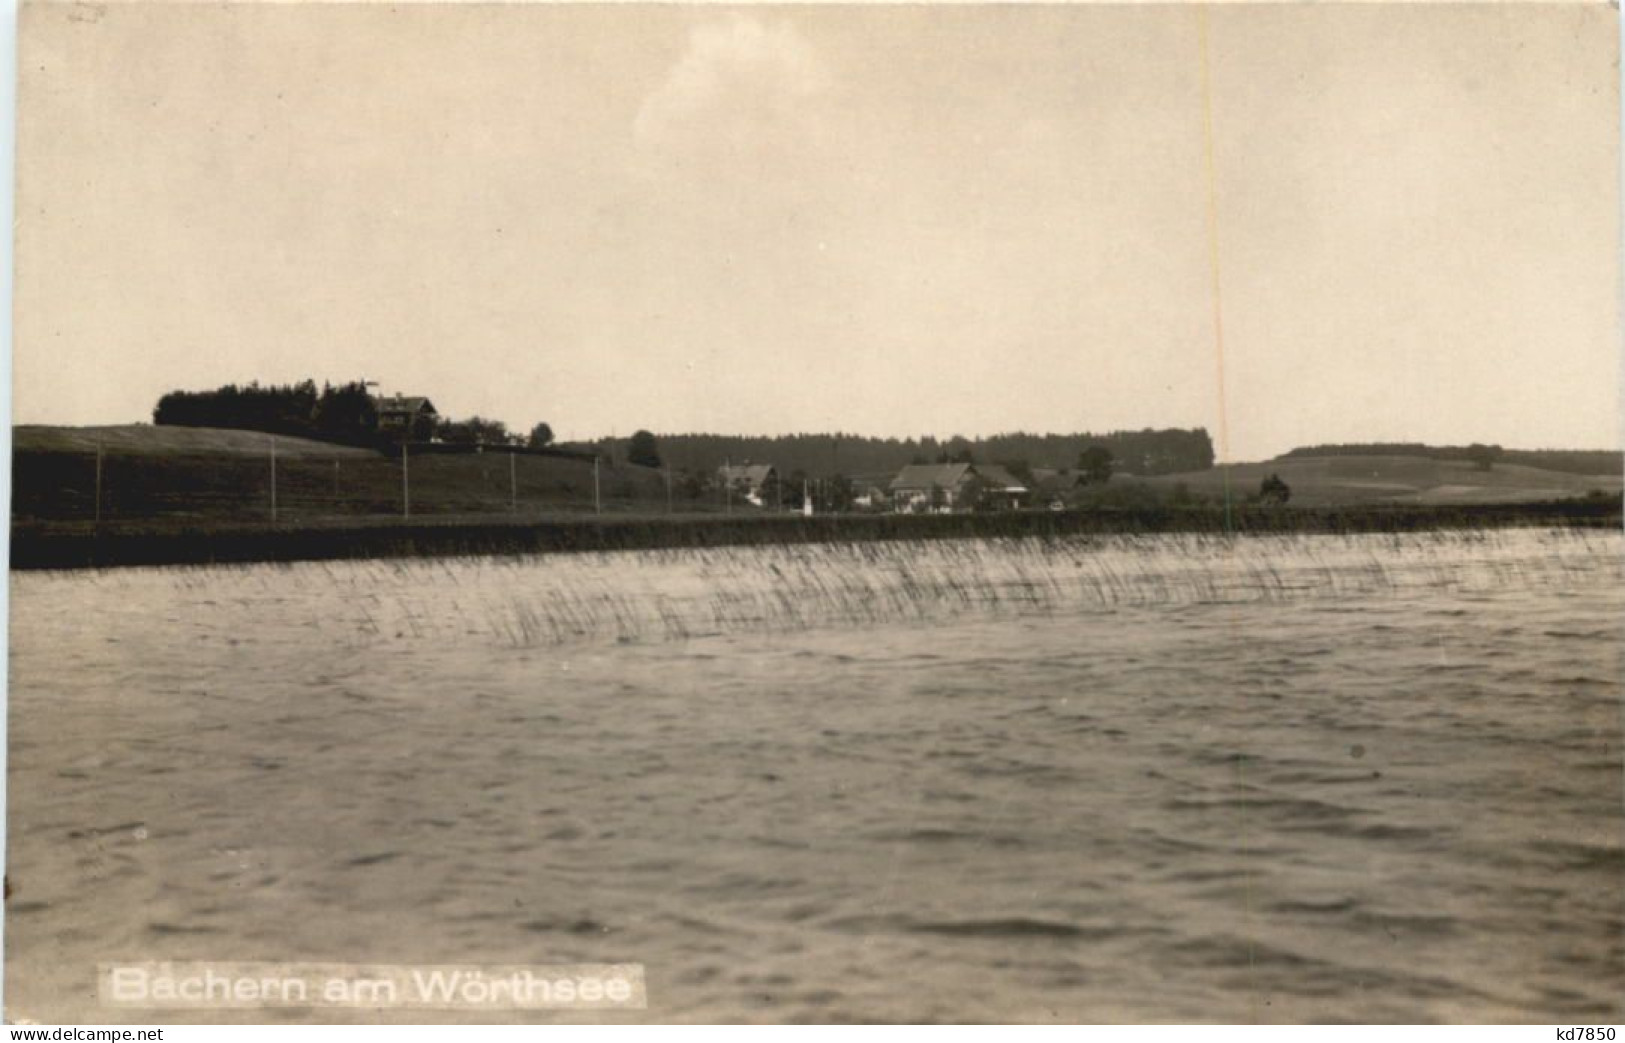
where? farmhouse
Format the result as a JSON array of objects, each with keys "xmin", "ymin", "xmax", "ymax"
[
  {"xmin": 970, "ymin": 464, "xmax": 1031, "ymax": 510},
  {"xmin": 374, "ymin": 395, "xmax": 438, "ymax": 442},
  {"xmin": 889, "ymin": 462, "xmax": 1031, "ymax": 512},
  {"xmin": 889, "ymin": 463, "xmax": 974, "ymax": 512},
  {"xmin": 848, "ymin": 476, "xmax": 893, "ymax": 511},
  {"xmin": 718, "ymin": 463, "xmax": 778, "ymax": 507}
]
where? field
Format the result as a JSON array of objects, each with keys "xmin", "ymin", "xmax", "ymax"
[
  {"xmin": 1136, "ymin": 454, "xmax": 1621, "ymax": 506},
  {"xmin": 11, "ymin": 426, "xmax": 1621, "ymax": 569},
  {"xmin": 15, "ymin": 428, "xmax": 1618, "ymax": 526},
  {"xmin": 12, "ymin": 424, "xmax": 676, "ymax": 523}
]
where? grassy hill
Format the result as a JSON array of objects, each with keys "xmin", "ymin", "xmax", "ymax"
[
  {"xmin": 12, "ymin": 424, "xmax": 682, "ymax": 524},
  {"xmin": 1136, "ymin": 454, "xmax": 1620, "ymax": 507},
  {"xmin": 13, "ymin": 424, "xmax": 377, "ymax": 459}
]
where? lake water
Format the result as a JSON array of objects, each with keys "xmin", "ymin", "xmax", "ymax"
[{"xmin": 6, "ymin": 529, "xmax": 1621, "ymax": 1022}]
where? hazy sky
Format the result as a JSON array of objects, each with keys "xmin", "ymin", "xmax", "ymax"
[{"xmin": 15, "ymin": 3, "xmax": 1620, "ymax": 460}]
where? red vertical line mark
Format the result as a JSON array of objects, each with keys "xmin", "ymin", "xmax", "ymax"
[
  {"xmin": 1199, "ymin": 5, "xmax": 1256, "ymax": 1021},
  {"xmin": 1198, "ymin": 6, "xmax": 1235, "ymax": 531}
]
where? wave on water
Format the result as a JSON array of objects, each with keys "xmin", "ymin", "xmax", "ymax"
[{"xmin": 39, "ymin": 527, "xmax": 1620, "ymax": 650}]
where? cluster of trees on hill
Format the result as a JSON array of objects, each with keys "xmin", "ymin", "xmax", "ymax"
[
  {"xmin": 613, "ymin": 428, "xmax": 1214, "ymax": 478},
  {"xmin": 1279, "ymin": 443, "xmax": 1621, "ymax": 476},
  {"xmin": 153, "ymin": 381, "xmax": 560, "ymax": 452},
  {"xmin": 433, "ymin": 418, "xmax": 557, "ymax": 449},
  {"xmin": 153, "ymin": 381, "xmax": 381, "ymax": 445}
]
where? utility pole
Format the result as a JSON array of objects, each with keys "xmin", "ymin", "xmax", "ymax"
[
  {"xmin": 402, "ymin": 441, "xmax": 411, "ymax": 519},
  {"xmin": 665, "ymin": 466, "xmax": 673, "ymax": 516},
  {"xmin": 724, "ymin": 457, "xmax": 732, "ymax": 515},
  {"xmin": 593, "ymin": 455, "xmax": 601, "ymax": 515},
  {"xmin": 509, "ymin": 450, "xmax": 518, "ymax": 514},
  {"xmin": 269, "ymin": 435, "xmax": 278, "ymax": 524},
  {"xmin": 94, "ymin": 441, "xmax": 103, "ymax": 526}
]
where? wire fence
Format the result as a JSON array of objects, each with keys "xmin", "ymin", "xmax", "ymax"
[{"xmin": 11, "ymin": 441, "xmax": 731, "ymax": 527}]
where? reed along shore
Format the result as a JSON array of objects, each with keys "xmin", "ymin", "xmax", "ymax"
[{"xmin": 10, "ymin": 500, "xmax": 1620, "ymax": 570}]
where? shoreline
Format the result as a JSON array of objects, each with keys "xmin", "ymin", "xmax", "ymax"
[{"xmin": 9, "ymin": 501, "xmax": 1620, "ymax": 571}]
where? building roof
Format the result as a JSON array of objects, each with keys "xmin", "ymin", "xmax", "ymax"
[
  {"xmin": 890, "ymin": 462, "xmax": 973, "ymax": 491},
  {"xmin": 1034, "ymin": 469, "xmax": 1085, "ymax": 493},
  {"xmin": 375, "ymin": 395, "xmax": 437, "ymax": 415},
  {"xmin": 973, "ymin": 464, "xmax": 1029, "ymax": 492},
  {"xmin": 718, "ymin": 463, "xmax": 776, "ymax": 487}
]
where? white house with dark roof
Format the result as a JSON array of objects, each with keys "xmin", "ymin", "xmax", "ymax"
[
  {"xmin": 889, "ymin": 462, "xmax": 1030, "ymax": 512},
  {"xmin": 717, "ymin": 463, "xmax": 778, "ymax": 507},
  {"xmin": 969, "ymin": 463, "xmax": 1032, "ymax": 510},
  {"xmin": 889, "ymin": 462, "xmax": 974, "ymax": 512}
]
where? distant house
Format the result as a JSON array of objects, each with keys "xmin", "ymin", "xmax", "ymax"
[
  {"xmin": 718, "ymin": 463, "xmax": 778, "ymax": 507},
  {"xmin": 889, "ymin": 462, "xmax": 1031, "ymax": 512},
  {"xmin": 889, "ymin": 462, "xmax": 975, "ymax": 512},
  {"xmin": 848, "ymin": 476, "xmax": 893, "ymax": 511},
  {"xmin": 374, "ymin": 395, "xmax": 438, "ymax": 442},
  {"xmin": 970, "ymin": 464, "xmax": 1031, "ymax": 510}
]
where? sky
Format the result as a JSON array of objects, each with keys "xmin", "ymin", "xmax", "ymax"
[{"xmin": 14, "ymin": 2, "xmax": 1620, "ymax": 462}]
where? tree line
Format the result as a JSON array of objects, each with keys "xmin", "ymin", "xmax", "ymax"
[
  {"xmin": 150, "ymin": 381, "xmax": 1214, "ymax": 479},
  {"xmin": 1279, "ymin": 443, "xmax": 1621, "ymax": 476},
  {"xmin": 603, "ymin": 428, "xmax": 1215, "ymax": 478},
  {"xmin": 152, "ymin": 381, "xmax": 558, "ymax": 451}
]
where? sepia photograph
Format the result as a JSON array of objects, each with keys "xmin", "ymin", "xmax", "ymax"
[{"xmin": 4, "ymin": 0, "xmax": 1622, "ymax": 1028}]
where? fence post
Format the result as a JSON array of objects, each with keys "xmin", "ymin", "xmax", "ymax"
[
  {"xmin": 402, "ymin": 442, "xmax": 411, "ymax": 519},
  {"xmin": 269, "ymin": 435, "xmax": 278, "ymax": 524},
  {"xmin": 593, "ymin": 455, "xmax": 601, "ymax": 515},
  {"xmin": 94, "ymin": 441, "xmax": 103, "ymax": 526},
  {"xmin": 510, "ymin": 450, "xmax": 517, "ymax": 514}
]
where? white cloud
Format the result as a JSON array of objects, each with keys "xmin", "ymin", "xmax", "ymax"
[{"xmin": 633, "ymin": 16, "xmax": 830, "ymax": 147}]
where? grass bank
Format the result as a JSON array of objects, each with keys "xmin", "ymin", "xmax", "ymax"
[{"xmin": 11, "ymin": 501, "xmax": 1619, "ymax": 570}]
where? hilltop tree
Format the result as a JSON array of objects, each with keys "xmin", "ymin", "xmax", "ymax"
[
  {"xmin": 627, "ymin": 430, "xmax": 662, "ymax": 468},
  {"xmin": 527, "ymin": 422, "xmax": 555, "ymax": 449},
  {"xmin": 153, "ymin": 380, "xmax": 320, "ymax": 438},
  {"xmin": 1078, "ymin": 446, "xmax": 1115, "ymax": 484},
  {"xmin": 312, "ymin": 382, "xmax": 378, "ymax": 443},
  {"xmin": 1467, "ymin": 443, "xmax": 1504, "ymax": 471},
  {"xmin": 437, "ymin": 416, "xmax": 512, "ymax": 446}
]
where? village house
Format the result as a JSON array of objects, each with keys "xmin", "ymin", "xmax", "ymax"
[
  {"xmin": 889, "ymin": 462, "xmax": 1031, "ymax": 512},
  {"xmin": 970, "ymin": 464, "xmax": 1032, "ymax": 511},
  {"xmin": 717, "ymin": 463, "xmax": 778, "ymax": 507},
  {"xmin": 848, "ymin": 476, "xmax": 893, "ymax": 511},
  {"xmin": 374, "ymin": 395, "xmax": 438, "ymax": 442},
  {"xmin": 889, "ymin": 462, "xmax": 974, "ymax": 512}
]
